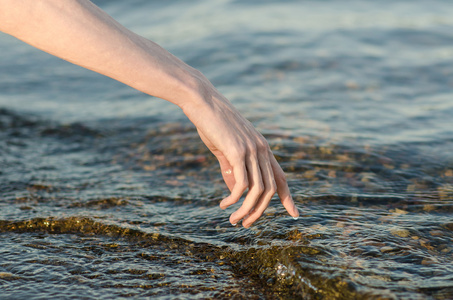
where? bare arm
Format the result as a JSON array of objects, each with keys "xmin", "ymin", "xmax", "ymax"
[{"xmin": 0, "ymin": 0, "xmax": 299, "ymax": 227}]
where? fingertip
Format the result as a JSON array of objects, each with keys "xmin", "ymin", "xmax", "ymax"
[
  {"xmin": 241, "ymin": 218, "xmax": 251, "ymax": 229},
  {"xmin": 282, "ymin": 195, "xmax": 299, "ymax": 218},
  {"xmin": 290, "ymin": 204, "xmax": 300, "ymax": 220},
  {"xmin": 292, "ymin": 207, "xmax": 300, "ymax": 219},
  {"xmin": 221, "ymin": 186, "xmax": 245, "ymax": 209},
  {"xmin": 291, "ymin": 203, "xmax": 300, "ymax": 219},
  {"xmin": 242, "ymin": 217, "xmax": 257, "ymax": 228},
  {"xmin": 219, "ymin": 196, "xmax": 230, "ymax": 209},
  {"xmin": 241, "ymin": 210, "xmax": 260, "ymax": 229},
  {"xmin": 220, "ymin": 195, "xmax": 240, "ymax": 209},
  {"xmin": 229, "ymin": 212, "xmax": 240, "ymax": 227}
]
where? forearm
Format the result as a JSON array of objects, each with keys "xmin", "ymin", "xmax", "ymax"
[
  {"xmin": 0, "ymin": 0, "xmax": 204, "ymax": 108},
  {"xmin": 0, "ymin": 0, "xmax": 299, "ymax": 227}
]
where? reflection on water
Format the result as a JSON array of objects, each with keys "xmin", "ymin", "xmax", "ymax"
[{"xmin": 1, "ymin": 0, "xmax": 453, "ymax": 299}]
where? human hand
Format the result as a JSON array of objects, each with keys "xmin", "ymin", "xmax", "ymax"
[
  {"xmin": 182, "ymin": 82, "xmax": 299, "ymax": 228},
  {"xmin": 0, "ymin": 0, "xmax": 298, "ymax": 228}
]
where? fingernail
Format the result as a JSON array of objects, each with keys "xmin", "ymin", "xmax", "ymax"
[
  {"xmin": 293, "ymin": 203, "xmax": 299, "ymax": 219},
  {"xmin": 292, "ymin": 206, "xmax": 300, "ymax": 220},
  {"xmin": 232, "ymin": 223, "xmax": 237, "ymax": 226}
]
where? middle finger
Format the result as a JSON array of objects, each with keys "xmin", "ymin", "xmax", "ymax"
[{"xmin": 229, "ymin": 151, "xmax": 264, "ymax": 225}]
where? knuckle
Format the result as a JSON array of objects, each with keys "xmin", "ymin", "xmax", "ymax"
[
  {"xmin": 237, "ymin": 179, "xmax": 249, "ymax": 191},
  {"xmin": 256, "ymin": 138, "xmax": 268, "ymax": 151},
  {"xmin": 254, "ymin": 182, "xmax": 265, "ymax": 196},
  {"xmin": 267, "ymin": 147, "xmax": 275, "ymax": 157},
  {"xmin": 229, "ymin": 145, "xmax": 246, "ymax": 160},
  {"xmin": 275, "ymin": 170, "xmax": 287, "ymax": 184},
  {"xmin": 248, "ymin": 144, "xmax": 258, "ymax": 157},
  {"xmin": 237, "ymin": 145, "xmax": 247, "ymax": 158},
  {"xmin": 268, "ymin": 182, "xmax": 277, "ymax": 195},
  {"xmin": 228, "ymin": 197, "xmax": 241, "ymax": 205}
]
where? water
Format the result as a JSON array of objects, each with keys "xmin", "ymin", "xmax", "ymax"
[{"xmin": 1, "ymin": 0, "xmax": 453, "ymax": 299}]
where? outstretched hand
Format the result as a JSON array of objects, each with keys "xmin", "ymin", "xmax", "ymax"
[
  {"xmin": 182, "ymin": 82, "xmax": 299, "ymax": 228},
  {"xmin": 0, "ymin": 0, "xmax": 299, "ymax": 228}
]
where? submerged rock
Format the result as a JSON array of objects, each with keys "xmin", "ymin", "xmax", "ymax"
[{"xmin": 389, "ymin": 228, "xmax": 410, "ymax": 238}]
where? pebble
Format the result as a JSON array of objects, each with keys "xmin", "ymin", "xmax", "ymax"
[
  {"xmin": 421, "ymin": 258, "xmax": 438, "ymax": 265},
  {"xmin": 380, "ymin": 246, "xmax": 395, "ymax": 253},
  {"xmin": 391, "ymin": 208, "xmax": 408, "ymax": 215},
  {"xmin": 0, "ymin": 272, "xmax": 14, "ymax": 278},
  {"xmin": 423, "ymin": 204, "xmax": 436, "ymax": 212},
  {"xmin": 429, "ymin": 230, "xmax": 444, "ymax": 237},
  {"xmin": 390, "ymin": 228, "xmax": 410, "ymax": 238}
]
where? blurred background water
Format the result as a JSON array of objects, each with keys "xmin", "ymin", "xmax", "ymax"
[{"xmin": 1, "ymin": 0, "xmax": 453, "ymax": 299}]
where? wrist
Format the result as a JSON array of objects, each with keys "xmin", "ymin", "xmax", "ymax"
[{"xmin": 172, "ymin": 68, "xmax": 216, "ymax": 114}]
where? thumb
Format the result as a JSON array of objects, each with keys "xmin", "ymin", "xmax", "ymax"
[
  {"xmin": 197, "ymin": 129, "xmax": 236, "ymax": 191},
  {"xmin": 217, "ymin": 155, "xmax": 236, "ymax": 192}
]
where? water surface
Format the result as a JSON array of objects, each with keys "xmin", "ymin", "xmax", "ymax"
[{"xmin": 1, "ymin": 0, "xmax": 453, "ymax": 299}]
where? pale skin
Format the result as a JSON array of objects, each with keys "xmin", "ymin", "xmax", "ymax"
[{"xmin": 0, "ymin": 0, "xmax": 299, "ymax": 227}]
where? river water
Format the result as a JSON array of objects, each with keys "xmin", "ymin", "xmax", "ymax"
[{"xmin": 1, "ymin": 0, "xmax": 453, "ymax": 299}]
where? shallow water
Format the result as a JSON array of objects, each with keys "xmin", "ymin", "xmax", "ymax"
[{"xmin": 1, "ymin": 0, "xmax": 453, "ymax": 299}]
